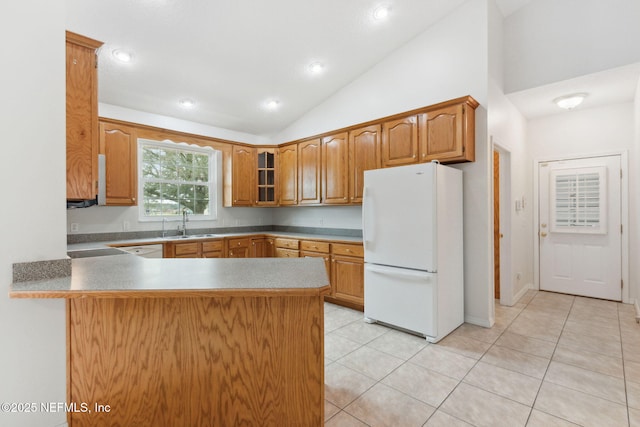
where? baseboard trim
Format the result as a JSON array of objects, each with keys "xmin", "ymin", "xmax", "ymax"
[
  {"xmin": 513, "ymin": 283, "xmax": 533, "ymax": 305},
  {"xmin": 464, "ymin": 314, "xmax": 493, "ymax": 328}
]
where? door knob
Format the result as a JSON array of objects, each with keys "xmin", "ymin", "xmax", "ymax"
[{"xmin": 540, "ymin": 232, "xmax": 547, "ymax": 237}]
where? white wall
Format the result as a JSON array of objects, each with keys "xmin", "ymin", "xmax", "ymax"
[
  {"xmin": 274, "ymin": 0, "xmax": 495, "ymax": 326},
  {"xmin": 0, "ymin": 2, "xmax": 67, "ymax": 426},
  {"xmin": 67, "ymin": 153, "xmax": 274, "ymax": 235},
  {"xmin": 100, "ymin": 103, "xmax": 272, "ymax": 146},
  {"xmin": 488, "ymin": 83, "xmax": 532, "ymax": 303},
  {"xmin": 528, "ymin": 102, "xmax": 638, "ymax": 301},
  {"xmin": 488, "ymin": 0, "xmax": 533, "ymax": 305},
  {"xmin": 634, "ymin": 77, "xmax": 640, "ymax": 302},
  {"xmin": 272, "ymin": 206, "xmax": 362, "ymax": 230},
  {"xmin": 503, "ymin": 0, "xmax": 640, "ymax": 93}
]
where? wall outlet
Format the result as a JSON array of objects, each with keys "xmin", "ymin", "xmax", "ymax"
[
  {"xmin": 70, "ymin": 223, "xmax": 79, "ymax": 233},
  {"xmin": 123, "ymin": 221, "xmax": 130, "ymax": 231}
]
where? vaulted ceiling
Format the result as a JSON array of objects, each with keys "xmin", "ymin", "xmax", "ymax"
[{"xmin": 65, "ymin": 0, "xmax": 536, "ymax": 136}]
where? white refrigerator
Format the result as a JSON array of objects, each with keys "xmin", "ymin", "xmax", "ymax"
[{"xmin": 362, "ymin": 162, "xmax": 463, "ymax": 343}]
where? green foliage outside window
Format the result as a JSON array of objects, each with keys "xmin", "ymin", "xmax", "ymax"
[{"xmin": 140, "ymin": 142, "xmax": 213, "ymax": 217}]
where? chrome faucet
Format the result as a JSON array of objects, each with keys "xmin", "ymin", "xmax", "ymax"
[
  {"xmin": 161, "ymin": 217, "xmax": 168, "ymax": 238},
  {"xmin": 181, "ymin": 208, "xmax": 189, "ymax": 237}
]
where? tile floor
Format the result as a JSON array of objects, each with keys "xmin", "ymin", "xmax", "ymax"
[{"xmin": 323, "ymin": 290, "xmax": 640, "ymax": 426}]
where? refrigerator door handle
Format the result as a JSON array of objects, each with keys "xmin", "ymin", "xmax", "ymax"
[
  {"xmin": 362, "ymin": 187, "xmax": 374, "ymax": 248},
  {"xmin": 366, "ymin": 264, "xmax": 433, "ymax": 280}
]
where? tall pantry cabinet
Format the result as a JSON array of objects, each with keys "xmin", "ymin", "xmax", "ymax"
[{"xmin": 66, "ymin": 31, "xmax": 103, "ymax": 201}]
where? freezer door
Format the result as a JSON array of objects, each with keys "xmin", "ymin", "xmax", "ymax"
[
  {"xmin": 363, "ymin": 163, "xmax": 436, "ymax": 271},
  {"xmin": 364, "ymin": 264, "xmax": 437, "ymax": 338}
]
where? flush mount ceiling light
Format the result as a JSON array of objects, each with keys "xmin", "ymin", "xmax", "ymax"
[
  {"xmin": 553, "ymin": 93, "xmax": 588, "ymax": 110},
  {"xmin": 178, "ymin": 98, "xmax": 196, "ymax": 109},
  {"xmin": 264, "ymin": 99, "xmax": 280, "ymax": 110},
  {"xmin": 112, "ymin": 49, "xmax": 133, "ymax": 63},
  {"xmin": 372, "ymin": 5, "xmax": 391, "ymax": 21},
  {"xmin": 308, "ymin": 62, "xmax": 325, "ymax": 75}
]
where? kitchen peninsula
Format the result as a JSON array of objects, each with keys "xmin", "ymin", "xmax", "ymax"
[{"xmin": 11, "ymin": 255, "xmax": 329, "ymax": 426}]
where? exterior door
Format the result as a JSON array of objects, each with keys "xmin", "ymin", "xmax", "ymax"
[{"xmin": 539, "ymin": 155, "xmax": 621, "ymax": 300}]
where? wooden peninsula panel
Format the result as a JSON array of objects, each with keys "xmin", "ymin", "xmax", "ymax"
[{"xmin": 67, "ymin": 295, "xmax": 325, "ymax": 426}]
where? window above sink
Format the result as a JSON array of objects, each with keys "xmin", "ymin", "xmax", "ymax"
[{"xmin": 138, "ymin": 139, "xmax": 219, "ymax": 222}]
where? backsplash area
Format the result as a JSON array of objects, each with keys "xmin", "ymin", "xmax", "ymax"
[{"xmin": 67, "ymin": 205, "xmax": 363, "ymax": 241}]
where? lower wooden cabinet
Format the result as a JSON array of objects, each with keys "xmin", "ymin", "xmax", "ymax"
[
  {"xmin": 202, "ymin": 240, "xmax": 223, "ymax": 258},
  {"xmin": 251, "ymin": 237, "xmax": 267, "ymax": 257},
  {"xmin": 265, "ymin": 238, "xmax": 275, "ymax": 257},
  {"xmin": 300, "ymin": 240, "xmax": 331, "ymax": 282},
  {"xmin": 274, "ymin": 237, "xmax": 299, "ymax": 258},
  {"xmin": 165, "ymin": 239, "xmax": 223, "ymax": 258},
  {"xmin": 227, "ymin": 237, "xmax": 251, "ymax": 258},
  {"xmin": 327, "ymin": 243, "xmax": 364, "ymax": 310},
  {"xmin": 163, "ymin": 236, "xmax": 364, "ymax": 310}
]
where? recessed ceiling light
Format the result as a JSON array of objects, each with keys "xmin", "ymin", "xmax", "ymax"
[
  {"xmin": 112, "ymin": 49, "xmax": 133, "ymax": 63},
  {"xmin": 178, "ymin": 98, "xmax": 196, "ymax": 109},
  {"xmin": 373, "ymin": 5, "xmax": 391, "ymax": 21},
  {"xmin": 308, "ymin": 62, "xmax": 325, "ymax": 75},
  {"xmin": 265, "ymin": 99, "xmax": 280, "ymax": 110},
  {"xmin": 553, "ymin": 93, "xmax": 588, "ymax": 110}
]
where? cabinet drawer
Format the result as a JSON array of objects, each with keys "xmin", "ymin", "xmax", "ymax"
[
  {"xmin": 275, "ymin": 248, "xmax": 299, "ymax": 258},
  {"xmin": 275, "ymin": 238, "xmax": 299, "ymax": 249},
  {"xmin": 202, "ymin": 251, "xmax": 222, "ymax": 258},
  {"xmin": 227, "ymin": 237, "xmax": 251, "ymax": 248},
  {"xmin": 202, "ymin": 240, "xmax": 223, "ymax": 252},
  {"xmin": 300, "ymin": 240, "xmax": 330, "ymax": 253},
  {"xmin": 174, "ymin": 242, "xmax": 199, "ymax": 256},
  {"xmin": 332, "ymin": 243, "xmax": 364, "ymax": 257}
]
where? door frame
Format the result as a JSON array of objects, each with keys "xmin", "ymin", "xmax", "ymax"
[
  {"xmin": 492, "ymin": 142, "xmax": 513, "ymax": 306},
  {"xmin": 533, "ymin": 151, "xmax": 629, "ymax": 303}
]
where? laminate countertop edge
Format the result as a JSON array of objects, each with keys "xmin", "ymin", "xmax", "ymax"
[{"xmin": 10, "ymin": 257, "xmax": 330, "ymax": 299}]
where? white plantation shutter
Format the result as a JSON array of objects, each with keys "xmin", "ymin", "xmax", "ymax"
[{"xmin": 550, "ymin": 166, "xmax": 607, "ymax": 234}]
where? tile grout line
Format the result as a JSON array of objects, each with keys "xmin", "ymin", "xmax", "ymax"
[
  {"xmin": 618, "ymin": 303, "xmax": 632, "ymax": 427},
  {"xmin": 422, "ymin": 295, "xmax": 534, "ymax": 426},
  {"xmin": 525, "ymin": 293, "xmax": 575, "ymax": 426}
]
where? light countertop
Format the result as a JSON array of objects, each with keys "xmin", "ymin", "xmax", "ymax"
[
  {"xmin": 67, "ymin": 230, "xmax": 362, "ymax": 252},
  {"xmin": 10, "ymin": 256, "xmax": 330, "ymax": 298}
]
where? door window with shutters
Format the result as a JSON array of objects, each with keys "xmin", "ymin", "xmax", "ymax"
[{"xmin": 550, "ymin": 166, "xmax": 606, "ymax": 234}]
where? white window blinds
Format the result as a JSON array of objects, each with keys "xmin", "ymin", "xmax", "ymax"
[{"xmin": 550, "ymin": 166, "xmax": 607, "ymax": 234}]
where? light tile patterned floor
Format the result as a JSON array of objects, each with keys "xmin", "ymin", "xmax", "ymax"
[{"xmin": 324, "ymin": 290, "xmax": 640, "ymax": 426}]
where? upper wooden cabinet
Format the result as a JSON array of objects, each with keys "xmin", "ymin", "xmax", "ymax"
[
  {"xmin": 278, "ymin": 144, "xmax": 298, "ymax": 206},
  {"xmin": 322, "ymin": 133, "xmax": 349, "ymax": 205},
  {"xmin": 298, "ymin": 139, "xmax": 321, "ymax": 205},
  {"xmin": 231, "ymin": 145, "xmax": 256, "ymax": 206},
  {"xmin": 349, "ymin": 124, "xmax": 381, "ymax": 203},
  {"xmin": 419, "ymin": 100, "xmax": 476, "ymax": 163},
  {"xmin": 99, "ymin": 121, "xmax": 137, "ymax": 206},
  {"xmin": 381, "ymin": 115, "xmax": 419, "ymax": 168},
  {"xmin": 66, "ymin": 31, "xmax": 103, "ymax": 201},
  {"xmin": 221, "ymin": 96, "xmax": 477, "ymax": 207},
  {"xmin": 256, "ymin": 148, "xmax": 278, "ymax": 206}
]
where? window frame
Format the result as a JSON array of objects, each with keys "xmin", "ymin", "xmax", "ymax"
[{"xmin": 137, "ymin": 139, "xmax": 218, "ymax": 222}]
